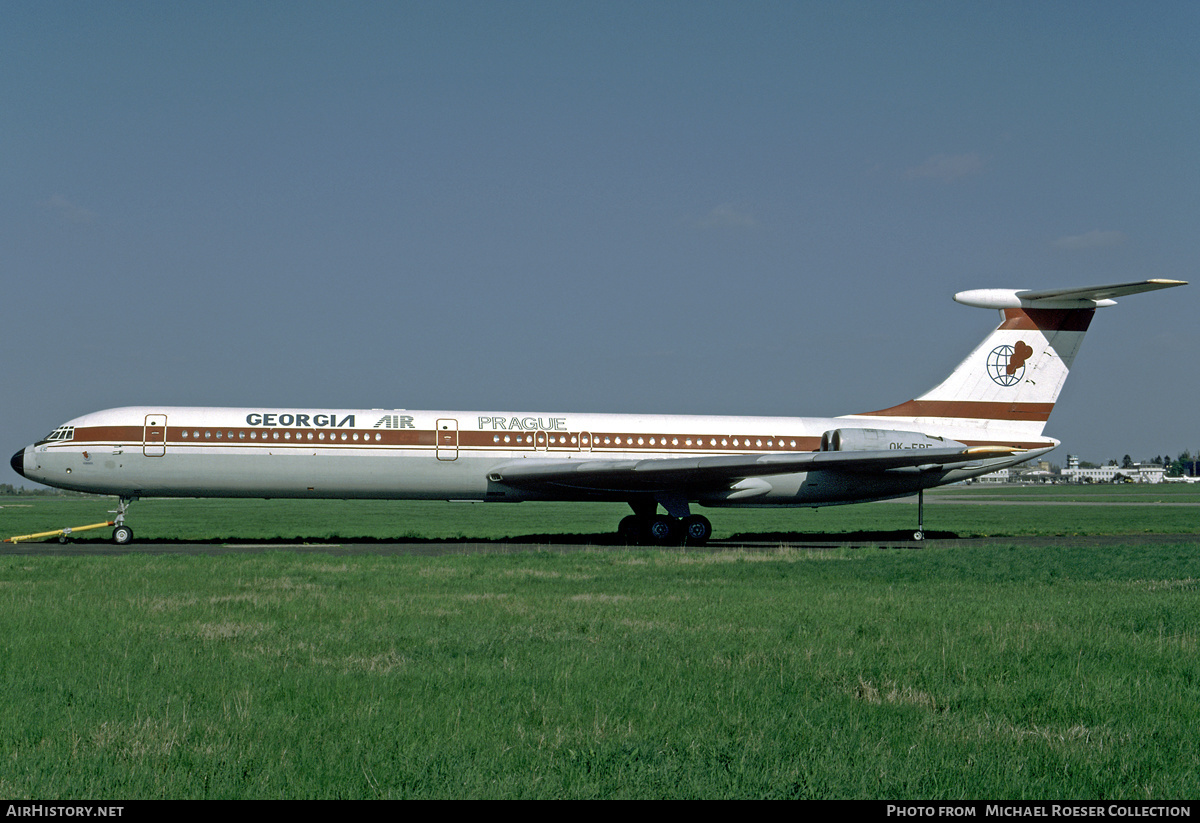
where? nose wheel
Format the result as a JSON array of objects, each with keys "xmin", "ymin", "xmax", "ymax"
[{"xmin": 110, "ymin": 496, "xmax": 138, "ymax": 545}]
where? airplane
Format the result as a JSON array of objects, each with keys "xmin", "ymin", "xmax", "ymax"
[{"xmin": 10, "ymin": 279, "xmax": 1186, "ymax": 546}]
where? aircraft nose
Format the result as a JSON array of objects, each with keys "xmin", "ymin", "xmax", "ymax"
[{"xmin": 10, "ymin": 448, "xmax": 27, "ymax": 480}]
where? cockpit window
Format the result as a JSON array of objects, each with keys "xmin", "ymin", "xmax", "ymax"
[{"xmin": 42, "ymin": 426, "xmax": 75, "ymax": 442}]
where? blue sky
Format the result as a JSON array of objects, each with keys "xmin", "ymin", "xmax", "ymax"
[{"xmin": 4, "ymin": 1, "xmax": 1197, "ymax": 468}]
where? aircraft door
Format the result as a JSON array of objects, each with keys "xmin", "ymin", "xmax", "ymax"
[
  {"xmin": 436, "ymin": 419, "xmax": 458, "ymax": 461},
  {"xmin": 143, "ymin": 414, "xmax": 167, "ymax": 457}
]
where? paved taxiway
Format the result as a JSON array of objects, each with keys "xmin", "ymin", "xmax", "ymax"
[{"xmin": 4, "ymin": 533, "xmax": 1198, "ymax": 556}]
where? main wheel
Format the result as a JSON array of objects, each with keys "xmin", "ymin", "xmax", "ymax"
[
  {"xmin": 112, "ymin": 525, "xmax": 134, "ymax": 545},
  {"xmin": 645, "ymin": 515, "xmax": 680, "ymax": 545},
  {"xmin": 617, "ymin": 515, "xmax": 642, "ymax": 544},
  {"xmin": 681, "ymin": 515, "xmax": 712, "ymax": 545}
]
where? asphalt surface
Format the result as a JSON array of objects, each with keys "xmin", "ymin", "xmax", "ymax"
[{"xmin": 5, "ymin": 532, "xmax": 1199, "ymax": 556}]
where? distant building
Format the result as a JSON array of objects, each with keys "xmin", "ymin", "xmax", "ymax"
[
  {"xmin": 974, "ymin": 468, "xmax": 1012, "ymax": 483},
  {"xmin": 971, "ymin": 466, "xmax": 1051, "ymax": 484},
  {"xmin": 972, "ymin": 454, "xmax": 1184, "ymax": 485},
  {"xmin": 1061, "ymin": 454, "xmax": 1165, "ymax": 484}
]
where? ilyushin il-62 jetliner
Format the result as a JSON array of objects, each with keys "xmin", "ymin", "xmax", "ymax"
[{"xmin": 11, "ymin": 280, "xmax": 1186, "ymax": 545}]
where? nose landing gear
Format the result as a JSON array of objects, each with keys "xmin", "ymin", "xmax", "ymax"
[{"xmin": 110, "ymin": 496, "xmax": 138, "ymax": 545}]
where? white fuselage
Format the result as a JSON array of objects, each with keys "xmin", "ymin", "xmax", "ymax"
[
  {"xmin": 12, "ymin": 280, "xmax": 1184, "ymax": 545},
  {"xmin": 13, "ymin": 405, "xmax": 1051, "ymax": 508}
]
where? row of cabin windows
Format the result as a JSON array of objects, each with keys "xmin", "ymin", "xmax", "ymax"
[
  {"xmin": 490, "ymin": 433, "xmax": 800, "ymax": 449},
  {"xmin": 179, "ymin": 430, "xmax": 382, "ymax": 442},
  {"xmin": 174, "ymin": 429, "xmax": 797, "ymax": 449}
]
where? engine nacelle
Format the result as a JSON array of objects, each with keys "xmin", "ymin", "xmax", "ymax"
[{"xmin": 820, "ymin": 428, "xmax": 964, "ymax": 452}]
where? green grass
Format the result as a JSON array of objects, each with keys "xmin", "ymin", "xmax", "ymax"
[
  {"xmin": 3, "ymin": 483, "xmax": 1199, "ymax": 544},
  {"xmin": 0, "ymin": 543, "xmax": 1197, "ymax": 798},
  {"xmin": 1, "ymin": 489, "xmax": 1198, "ymax": 798}
]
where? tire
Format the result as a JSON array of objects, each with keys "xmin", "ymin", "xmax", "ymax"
[
  {"xmin": 681, "ymin": 515, "xmax": 712, "ymax": 545},
  {"xmin": 112, "ymin": 525, "xmax": 134, "ymax": 545},
  {"xmin": 617, "ymin": 515, "xmax": 641, "ymax": 544},
  {"xmin": 645, "ymin": 515, "xmax": 680, "ymax": 545}
]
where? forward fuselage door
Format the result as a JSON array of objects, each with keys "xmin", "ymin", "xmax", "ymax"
[
  {"xmin": 436, "ymin": 418, "xmax": 458, "ymax": 461},
  {"xmin": 143, "ymin": 414, "xmax": 167, "ymax": 457}
]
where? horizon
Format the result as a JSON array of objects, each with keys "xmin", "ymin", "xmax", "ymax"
[{"xmin": 5, "ymin": 2, "xmax": 1196, "ymax": 466}]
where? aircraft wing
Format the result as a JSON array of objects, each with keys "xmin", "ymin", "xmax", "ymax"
[{"xmin": 487, "ymin": 445, "xmax": 1019, "ymax": 494}]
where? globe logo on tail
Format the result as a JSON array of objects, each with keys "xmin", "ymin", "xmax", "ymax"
[{"xmin": 987, "ymin": 341, "xmax": 1034, "ymax": 386}]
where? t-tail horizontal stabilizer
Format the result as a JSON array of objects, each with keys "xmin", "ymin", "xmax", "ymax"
[
  {"xmin": 849, "ymin": 279, "xmax": 1187, "ymax": 442},
  {"xmin": 954, "ymin": 279, "xmax": 1186, "ymax": 310}
]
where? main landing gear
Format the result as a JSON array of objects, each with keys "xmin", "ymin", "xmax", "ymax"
[
  {"xmin": 617, "ymin": 513, "xmax": 713, "ymax": 545},
  {"xmin": 110, "ymin": 496, "xmax": 137, "ymax": 545},
  {"xmin": 913, "ymin": 488, "xmax": 926, "ymax": 541},
  {"xmin": 617, "ymin": 497, "xmax": 712, "ymax": 546}
]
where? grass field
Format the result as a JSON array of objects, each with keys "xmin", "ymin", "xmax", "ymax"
[
  {"xmin": 0, "ymin": 488, "xmax": 1197, "ymax": 798},
  {"xmin": 3, "ymin": 482, "xmax": 1200, "ymax": 544}
]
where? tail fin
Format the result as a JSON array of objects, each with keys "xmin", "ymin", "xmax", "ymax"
[{"xmin": 845, "ymin": 280, "xmax": 1186, "ymax": 444}]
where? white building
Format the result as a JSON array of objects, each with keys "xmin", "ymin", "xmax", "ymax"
[
  {"xmin": 974, "ymin": 468, "xmax": 1012, "ymax": 483},
  {"xmin": 1061, "ymin": 454, "xmax": 1166, "ymax": 484}
]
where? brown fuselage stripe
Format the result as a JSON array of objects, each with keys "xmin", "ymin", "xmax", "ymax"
[
  {"xmin": 858, "ymin": 400, "xmax": 1055, "ymax": 422},
  {"xmin": 60, "ymin": 426, "xmax": 828, "ymax": 453},
  {"xmin": 50, "ymin": 426, "xmax": 1052, "ymax": 454}
]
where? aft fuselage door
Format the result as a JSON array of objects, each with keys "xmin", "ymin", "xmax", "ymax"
[
  {"xmin": 143, "ymin": 414, "xmax": 167, "ymax": 457},
  {"xmin": 436, "ymin": 418, "xmax": 458, "ymax": 461}
]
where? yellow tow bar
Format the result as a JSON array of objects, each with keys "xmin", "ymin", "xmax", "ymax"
[{"xmin": 4, "ymin": 521, "xmax": 116, "ymax": 544}]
